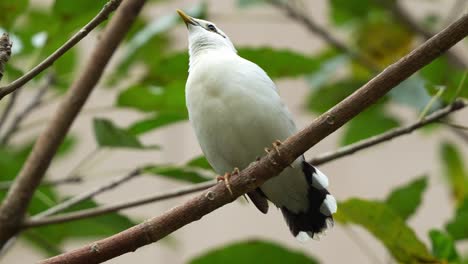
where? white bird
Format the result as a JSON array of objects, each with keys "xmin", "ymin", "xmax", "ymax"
[{"xmin": 177, "ymin": 9, "xmax": 337, "ymax": 239}]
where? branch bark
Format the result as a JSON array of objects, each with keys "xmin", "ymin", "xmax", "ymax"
[
  {"xmin": 0, "ymin": 74, "xmax": 53, "ymax": 145},
  {"xmin": 31, "ymin": 168, "xmax": 142, "ymax": 219},
  {"xmin": 24, "ymin": 181, "xmax": 217, "ymax": 228},
  {"xmin": 309, "ymin": 100, "xmax": 467, "ymax": 165},
  {"xmin": 41, "ymin": 13, "xmax": 468, "ymax": 264},
  {"xmin": 0, "ymin": 0, "xmax": 146, "ymax": 248},
  {"xmin": 22, "ymin": 100, "xmax": 467, "ymax": 228},
  {"xmin": 0, "ymin": 0, "xmax": 122, "ymax": 101}
]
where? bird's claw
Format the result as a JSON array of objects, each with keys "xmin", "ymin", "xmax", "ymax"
[
  {"xmin": 217, "ymin": 171, "xmax": 234, "ymax": 195},
  {"xmin": 272, "ymin": 140, "xmax": 283, "ymax": 156}
]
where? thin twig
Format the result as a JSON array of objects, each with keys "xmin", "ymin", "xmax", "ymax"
[
  {"xmin": 418, "ymin": 86, "xmax": 445, "ymax": 120},
  {"xmin": 310, "ymin": 100, "xmax": 466, "ymax": 165},
  {"xmin": 0, "ymin": 176, "xmax": 82, "ymax": 191},
  {"xmin": 23, "ymin": 181, "xmax": 216, "ymax": 228},
  {"xmin": 39, "ymin": 14, "xmax": 468, "ymax": 263},
  {"xmin": 31, "ymin": 168, "xmax": 143, "ymax": 220},
  {"xmin": 439, "ymin": 120, "xmax": 468, "ymax": 131},
  {"xmin": 0, "ymin": 74, "xmax": 54, "ymax": 145},
  {"xmin": 0, "ymin": 0, "xmax": 142, "ymax": 249},
  {"xmin": 0, "ymin": 0, "xmax": 123, "ymax": 100},
  {"xmin": 23, "ymin": 101, "xmax": 467, "ymax": 228},
  {"xmin": 0, "ymin": 90, "xmax": 18, "ymax": 132},
  {"xmin": 268, "ymin": 0, "xmax": 380, "ymax": 72},
  {"xmin": 374, "ymin": 0, "xmax": 467, "ymax": 68}
]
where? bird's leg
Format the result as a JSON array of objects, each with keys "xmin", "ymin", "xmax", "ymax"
[
  {"xmin": 272, "ymin": 139, "xmax": 283, "ymax": 156},
  {"xmin": 216, "ymin": 171, "xmax": 234, "ymax": 195}
]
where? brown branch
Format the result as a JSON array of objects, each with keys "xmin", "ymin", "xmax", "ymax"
[
  {"xmin": 310, "ymin": 100, "xmax": 467, "ymax": 165},
  {"xmin": 0, "ymin": 0, "xmax": 145, "ymax": 249},
  {"xmin": 31, "ymin": 169, "xmax": 142, "ymax": 219},
  {"xmin": 40, "ymin": 13, "xmax": 468, "ymax": 264},
  {"xmin": 23, "ymin": 181, "xmax": 216, "ymax": 228},
  {"xmin": 0, "ymin": 90, "xmax": 18, "ymax": 132},
  {"xmin": 0, "ymin": 176, "xmax": 82, "ymax": 191},
  {"xmin": 0, "ymin": 74, "xmax": 53, "ymax": 145},
  {"xmin": 374, "ymin": 0, "xmax": 467, "ymax": 68},
  {"xmin": 21, "ymin": 100, "xmax": 467, "ymax": 228},
  {"xmin": 0, "ymin": 0, "xmax": 122, "ymax": 101}
]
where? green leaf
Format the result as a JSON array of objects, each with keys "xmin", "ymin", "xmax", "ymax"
[
  {"xmin": 144, "ymin": 165, "xmax": 209, "ymax": 183},
  {"xmin": 421, "ymin": 58, "xmax": 467, "ymax": 101},
  {"xmin": 336, "ymin": 199, "xmax": 436, "ymax": 263},
  {"xmin": 386, "ymin": 176, "xmax": 428, "ymax": 220},
  {"xmin": 145, "ymin": 48, "xmax": 322, "ymax": 85},
  {"xmin": 189, "ymin": 240, "xmax": 319, "ymax": 264},
  {"xmin": 307, "ymin": 79, "xmax": 362, "ymax": 113},
  {"xmin": 23, "ymin": 198, "xmax": 136, "ymax": 256},
  {"xmin": 116, "ymin": 82, "xmax": 186, "ymax": 113},
  {"xmin": 0, "ymin": 0, "xmax": 29, "ymax": 30},
  {"xmin": 93, "ymin": 118, "xmax": 149, "ymax": 149},
  {"xmin": 187, "ymin": 156, "xmax": 213, "ymax": 171},
  {"xmin": 238, "ymin": 48, "xmax": 321, "ymax": 79},
  {"xmin": 127, "ymin": 112, "xmax": 187, "ymax": 135},
  {"xmin": 446, "ymin": 197, "xmax": 468, "ymax": 241},
  {"xmin": 56, "ymin": 136, "xmax": 77, "ymax": 157},
  {"xmin": 440, "ymin": 142, "xmax": 468, "ymax": 203},
  {"xmin": 110, "ymin": 4, "xmax": 206, "ymax": 85},
  {"xmin": 329, "ymin": 0, "xmax": 381, "ymax": 26},
  {"xmin": 429, "ymin": 229, "xmax": 459, "ymax": 262},
  {"xmin": 341, "ymin": 103, "xmax": 400, "ymax": 146}
]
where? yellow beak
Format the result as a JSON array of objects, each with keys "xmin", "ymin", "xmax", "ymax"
[{"xmin": 176, "ymin": 9, "xmax": 196, "ymax": 27}]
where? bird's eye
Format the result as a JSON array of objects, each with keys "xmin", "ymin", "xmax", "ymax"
[{"xmin": 207, "ymin": 24, "xmax": 216, "ymax": 31}]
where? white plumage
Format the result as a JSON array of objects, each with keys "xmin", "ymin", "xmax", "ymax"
[{"xmin": 178, "ymin": 10, "xmax": 336, "ymax": 239}]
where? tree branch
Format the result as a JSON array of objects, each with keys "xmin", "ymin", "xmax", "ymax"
[
  {"xmin": 23, "ymin": 181, "xmax": 216, "ymax": 228},
  {"xmin": 31, "ymin": 168, "xmax": 142, "ymax": 219},
  {"xmin": 0, "ymin": 0, "xmax": 122, "ymax": 101},
  {"xmin": 0, "ymin": 74, "xmax": 53, "ymax": 145},
  {"xmin": 0, "ymin": 0, "xmax": 146, "ymax": 248},
  {"xmin": 309, "ymin": 100, "xmax": 467, "ymax": 165},
  {"xmin": 21, "ymin": 100, "xmax": 466, "ymax": 228},
  {"xmin": 269, "ymin": 0, "xmax": 380, "ymax": 72},
  {"xmin": 0, "ymin": 176, "xmax": 82, "ymax": 191},
  {"xmin": 40, "ymin": 13, "xmax": 468, "ymax": 264}
]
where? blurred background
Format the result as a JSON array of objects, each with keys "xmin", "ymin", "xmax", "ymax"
[{"xmin": 0, "ymin": 0, "xmax": 467, "ymax": 263}]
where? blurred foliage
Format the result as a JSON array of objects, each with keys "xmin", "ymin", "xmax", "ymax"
[
  {"xmin": 386, "ymin": 176, "xmax": 427, "ymax": 221},
  {"xmin": 429, "ymin": 230, "xmax": 459, "ymax": 263},
  {"xmin": 338, "ymin": 198, "xmax": 436, "ymax": 263},
  {"xmin": 0, "ymin": 0, "xmax": 467, "ymax": 262},
  {"xmin": 0, "ymin": 142, "xmax": 136, "ymax": 256},
  {"xmin": 445, "ymin": 197, "xmax": 468, "ymax": 241},
  {"xmin": 440, "ymin": 142, "xmax": 468, "ymax": 204},
  {"xmin": 189, "ymin": 240, "xmax": 319, "ymax": 264}
]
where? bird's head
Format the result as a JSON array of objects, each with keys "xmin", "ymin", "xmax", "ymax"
[{"xmin": 177, "ymin": 9, "xmax": 236, "ymax": 58}]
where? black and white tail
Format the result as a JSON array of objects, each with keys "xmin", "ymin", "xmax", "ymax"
[{"xmin": 281, "ymin": 161, "xmax": 337, "ymax": 240}]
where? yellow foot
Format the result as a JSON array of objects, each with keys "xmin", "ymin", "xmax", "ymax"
[{"xmin": 217, "ymin": 172, "xmax": 233, "ymax": 195}]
